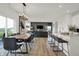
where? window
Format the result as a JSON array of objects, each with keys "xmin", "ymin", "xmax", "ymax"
[
  {"xmin": 7, "ymin": 18, "xmax": 14, "ymax": 36},
  {"xmin": 0, "ymin": 16, "xmax": 6, "ymax": 39},
  {"xmin": 47, "ymin": 26, "xmax": 52, "ymax": 32},
  {"xmin": 0, "ymin": 15, "xmax": 14, "ymax": 39}
]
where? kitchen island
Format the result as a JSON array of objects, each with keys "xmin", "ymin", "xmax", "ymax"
[{"xmin": 51, "ymin": 32, "xmax": 79, "ymax": 56}]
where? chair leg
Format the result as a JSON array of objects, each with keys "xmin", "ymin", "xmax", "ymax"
[
  {"xmin": 62, "ymin": 43, "xmax": 63, "ymax": 51},
  {"xmin": 20, "ymin": 47, "xmax": 22, "ymax": 52},
  {"xmin": 67, "ymin": 43, "xmax": 70, "ymax": 56},
  {"xmin": 29, "ymin": 43, "xmax": 32, "ymax": 51},
  {"xmin": 26, "ymin": 42, "xmax": 28, "ymax": 53},
  {"xmin": 10, "ymin": 50, "xmax": 12, "ymax": 56},
  {"xmin": 53, "ymin": 39, "xmax": 55, "ymax": 50},
  {"xmin": 21, "ymin": 43, "xmax": 25, "ymax": 49},
  {"xmin": 57, "ymin": 42, "xmax": 59, "ymax": 56},
  {"xmin": 14, "ymin": 50, "xmax": 16, "ymax": 56},
  {"xmin": 22, "ymin": 43, "xmax": 25, "ymax": 47},
  {"xmin": 27, "ymin": 43, "xmax": 32, "ymax": 55},
  {"xmin": 6, "ymin": 51, "xmax": 9, "ymax": 56}
]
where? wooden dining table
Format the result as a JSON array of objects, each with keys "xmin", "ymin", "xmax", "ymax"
[
  {"xmin": 10, "ymin": 34, "xmax": 31, "ymax": 40},
  {"xmin": 9, "ymin": 33, "xmax": 31, "ymax": 54}
]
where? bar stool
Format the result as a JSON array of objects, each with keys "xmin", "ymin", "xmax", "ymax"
[
  {"xmin": 51, "ymin": 35, "xmax": 58, "ymax": 51},
  {"xmin": 56, "ymin": 37, "xmax": 69, "ymax": 56},
  {"xmin": 51, "ymin": 35, "xmax": 70, "ymax": 56}
]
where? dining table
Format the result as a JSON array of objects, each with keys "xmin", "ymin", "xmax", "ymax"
[{"xmin": 9, "ymin": 33, "xmax": 31, "ymax": 54}]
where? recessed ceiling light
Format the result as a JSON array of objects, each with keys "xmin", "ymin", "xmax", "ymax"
[{"xmin": 58, "ymin": 5, "xmax": 63, "ymax": 8}]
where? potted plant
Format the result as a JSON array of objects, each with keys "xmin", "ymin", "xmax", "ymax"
[{"xmin": 68, "ymin": 25, "xmax": 76, "ymax": 34}]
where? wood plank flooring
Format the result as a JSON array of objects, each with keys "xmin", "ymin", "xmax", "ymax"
[{"xmin": 30, "ymin": 37, "xmax": 56, "ymax": 56}]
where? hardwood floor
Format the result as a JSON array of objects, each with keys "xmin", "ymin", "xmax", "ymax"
[
  {"xmin": 0, "ymin": 37, "xmax": 65, "ymax": 56},
  {"xmin": 30, "ymin": 37, "xmax": 56, "ymax": 56}
]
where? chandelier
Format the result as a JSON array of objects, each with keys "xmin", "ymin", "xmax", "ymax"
[{"xmin": 19, "ymin": 3, "xmax": 28, "ymax": 20}]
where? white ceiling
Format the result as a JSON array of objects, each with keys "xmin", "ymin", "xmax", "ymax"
[{"xmin": 10, "ymin": 3, "xmax": 79, "ymax": 19}]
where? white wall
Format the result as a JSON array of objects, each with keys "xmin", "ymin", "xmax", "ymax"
[
  {"xmin": 69, "ymin": 13, "xmax": 79, "ymax": 56},
  {"xmin": 0, "ymin": 4, "xmax": 19, "ymax": 33},
  {"xmin": 69, "ymin": 34, "xmax": 79, "ymax": 56},
  {"xmin": 72, "ymin": 14, "xmax": 79, "ymax": 28},
  {"xmin": 57, "ymin": 15, "xmax": 72, "ymax": 33}
]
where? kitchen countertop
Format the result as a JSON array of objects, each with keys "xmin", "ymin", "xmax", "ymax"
[{"xmin": 53, "ymin": 33, "xmax": 70, "ymax": 41}]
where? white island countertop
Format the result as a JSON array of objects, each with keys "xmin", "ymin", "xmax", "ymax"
[{"xmin": 53, "ymin": 33, "xmax": 70, "ymax": 41}]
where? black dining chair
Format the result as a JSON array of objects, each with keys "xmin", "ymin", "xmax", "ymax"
[
  {"xmin": 10, "ymin": 33, "xmax": 24, "ymax": 43},
  {"xmin": 3, "ymin": 37, "xmax": 22, "ymax": 56},
  {"xmin": 27, "ymin": 33, "xmax": 34, "ymax": 52},
  {"xmin": 2, "ymin": 33, "xmax": 5, "ymax": 39},
  {"xmin": 27, "ymin": 34, "xmax": 34, "ymax": 43}
]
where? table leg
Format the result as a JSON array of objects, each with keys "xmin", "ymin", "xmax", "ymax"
[{"xmin": 26, "ymin": 42, "xmax": 28, "ymax": 54}]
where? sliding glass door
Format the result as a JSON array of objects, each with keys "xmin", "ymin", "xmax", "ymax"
[
  {"xmin": 0, "ymin": 16, "xmax": 6, "ymax": 40},
  {"xmin": 7, "ymin": 18, "xmax": 14, "ymax": 36},
  {"xmin": 0, "ymin": 15, "xmax": 14, "ymax": 40}
]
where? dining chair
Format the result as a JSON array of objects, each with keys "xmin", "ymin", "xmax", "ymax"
[
  {"xmin": 2, "ymin": 33, "xmax": 5, "ymax": 39},
  {"xmin": 10, "ymin": 33, "xmax": 24, "ymax": 44},
  {"xmin": 3, "ymin": 37, "xmax": 22, "ymax": 56},
  {"xmin": 27, "ymin": 33, "xmax": 34, "ymax": 52}
]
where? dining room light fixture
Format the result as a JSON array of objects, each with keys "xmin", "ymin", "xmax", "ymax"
[
  {"xmin": 20, "ymin": 3, "xmax": 28, "ymax": 20},
  {"xmin": 23, "ymin": 3, "xmax": 26, "ymax": 6}
]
